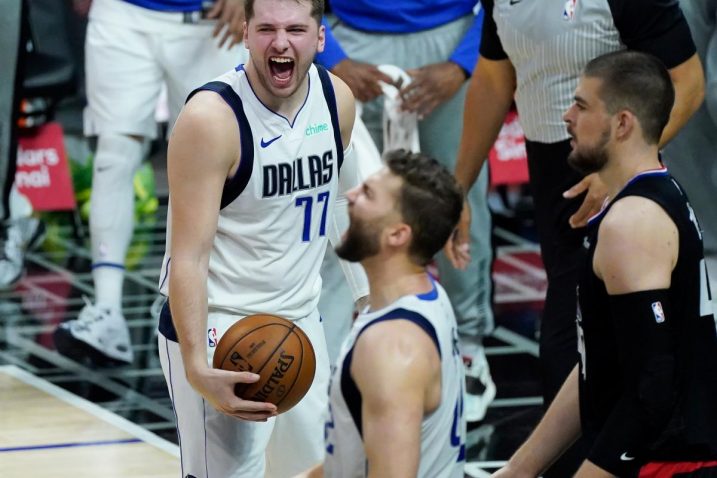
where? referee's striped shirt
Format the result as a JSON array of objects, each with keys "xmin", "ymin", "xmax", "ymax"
[{"xmin": 480, "ymin": 0, "xmax": 695, "ymax": 144}]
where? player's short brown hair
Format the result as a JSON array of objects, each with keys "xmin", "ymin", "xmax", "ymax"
[
  {"xmin": 245, "ymin": 0, "xmax": 324, "ymax": 26},
  {"xmin": 584, "ymin": 50, "xmax": 675, "ymax": 145},
  {"xmin": 385, "ymin": 149, "xmax": 464, "ymax": 266}
]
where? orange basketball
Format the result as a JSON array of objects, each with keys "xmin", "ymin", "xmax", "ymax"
[{"xmin": 212, "ymin": 314, "xmax": 316, "ymax": 414}]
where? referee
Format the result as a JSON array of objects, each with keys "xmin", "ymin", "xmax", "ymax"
[
  {"xmin": 447, "ymin": 1, "xmax": 704, "ymax": 475},
  {"xmin": 493, "ymin": 49, "xmax": 717, "ymax": 478}
]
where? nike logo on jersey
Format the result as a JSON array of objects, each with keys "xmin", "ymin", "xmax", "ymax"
[
  {"xmin": 583, "ymin": 236, "xmax": 590, "ymax": 249},
  {"xmin": 260, "ymin": 135, "xmax": 282, "ymax": 148},
  {"xmin": 509, "ymin": 0, "xmax": 522, "ymax": 4},
  {"xmin": 620, "ymin": 452, "xmax": 635, "ymax": 461}
]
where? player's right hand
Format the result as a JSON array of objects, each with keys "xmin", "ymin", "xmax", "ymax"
[
  {"xmin": 331, "ymin": 59, "xmax": 396, "ymax": 103},
  {"xmin": 444, "ymin": 200, "xmax": 471, "ymax": 270},
  {"xmin": 187, "ymin": 366, "xmax": 278, "ymax": 421}
]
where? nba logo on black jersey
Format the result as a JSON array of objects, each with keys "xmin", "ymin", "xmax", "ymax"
[{"xmin": 651, "ymin": 301, "xmax": 666, "ymax": 323}]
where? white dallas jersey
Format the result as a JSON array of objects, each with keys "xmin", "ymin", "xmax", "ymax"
[
  {"xmin": 159, "ymin": 64, "xmax": 345, "ymax": 321},
  {"xmin": 324, "ymin": 279, "xmax": 466, "ymax": 477}
]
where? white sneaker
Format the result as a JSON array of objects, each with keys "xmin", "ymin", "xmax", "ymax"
[
  {"xmin": 0, "ymin": 217, "xmax": 45, "ymax": 289},
  {"xmin": 54, "ymin": 299, "xmax": 133, "ymax": 366},
  {"xmin": 464, "ymin": 347, "xmax": 496, "ymax": 423}
]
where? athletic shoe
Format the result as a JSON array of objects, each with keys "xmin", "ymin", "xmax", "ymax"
[
  {"xmin": 54, "ymin": 299, "xmax": 133, "ymax": 366},
  {"xmin": 0, "ymin": 217, "xmax": 46, "ymax": 289},
  {"xmin": 464, "ymin": 346, "xmax": 497, "ymax": 423}
]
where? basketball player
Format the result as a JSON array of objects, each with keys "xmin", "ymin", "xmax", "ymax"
[
  {"xmin": 297, "ymin": 150, "xmax": 467, "ymax": 478},
  {"xmin": 493, "ymin": 51, "xmax": 717, "ymax": 478},
  {"xmin": 155, "ymin": 0, "xmax": 370, "ymax": 477}
]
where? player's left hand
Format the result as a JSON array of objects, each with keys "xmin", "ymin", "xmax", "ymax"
[
  {"xmin": 399, "ymin": 61, "xmax": 467, "ymax": 119},
  {"xmin": 563, "ymin": 173, "xmax": 608, "ymax": 228},
  {"xmin": 207, "ymin": 0, "xmax": 245, "ymax": 49}
]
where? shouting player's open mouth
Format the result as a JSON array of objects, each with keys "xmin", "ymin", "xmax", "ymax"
[{"xmin": 269, "ymin": 56, "xmax": 295, "ymax": 88}]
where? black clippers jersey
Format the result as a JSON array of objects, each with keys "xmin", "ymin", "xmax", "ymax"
[{"xmin": 577, "ymin": 169, "xmax": 717, "ymax": 462}]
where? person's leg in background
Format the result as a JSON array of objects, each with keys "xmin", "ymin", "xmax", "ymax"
[
  {"xmin": 332, "ymin": 16, "xmax": 496, "ymax": 422},
  {"xmin": 0, "ymin": 0, "xmax": 28, "ymax": 287},
  {"xmin": 54, "ymin": 5, "xmax": 160, "ymax": 365},
  {"xmin": 524, "ymin": 139, "xmax": 590, "ymax": 477}
]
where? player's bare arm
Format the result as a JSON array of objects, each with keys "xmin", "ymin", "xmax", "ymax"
[
  {"xmin": 492, "ymin": 366, "xmax": 582, "ymax": 478},
  {"xmin": 593, "ymin": 196, "xmax": 677, "ymax": 294},
  {"xmin": 660, "ymin": 54, "xmax": 704, "ymax": 146},
  {"xmin": 167, "ymin": 92, "xmax": 276, "ymax": 421},
  {"xmin": 572, "ymin": 197, "xmax": 678, "ymax": 476},
  {"xmin": 446, "ymin": 56, "xmax": 516, "ymax": 269},
  {"xmin": 330, "ymin": 72, "xmax": 356, "ymax": 148},
  {"xmin": 352, "ymin": 319, "xmax": 441, "ymax": 478}
]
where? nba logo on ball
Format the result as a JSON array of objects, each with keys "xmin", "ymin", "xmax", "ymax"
[
  {"xmin": 651, "ymin": 301, "xmax": 666, "ymax": 323},
  {"xmin": 208, "ymin": 327, "xmax": 218, "ymax": 347}
]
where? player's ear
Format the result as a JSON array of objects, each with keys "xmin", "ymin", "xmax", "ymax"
[
  {"xmin": 614, "ymin": 109, "xmax": 635, "ymax": 141},
  {"xmin": 386, "ymin": 223, "xmax": 411, "ymax": 249},
  {"xmin": 317, "ymin": 23, "xmax": 326, "ymax": 53},
  {"xmin": 243, "ymin": 21, "xmax": 249, "ymax": 45}
]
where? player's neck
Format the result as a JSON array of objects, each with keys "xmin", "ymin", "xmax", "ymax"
[
  {"xmin": 600, "ymin": 144, "xmax": 661, "ymax": 198},
  {"xmin": 363, "ymin": 256, "xmax": 432, "ymax": 311},
  {"xmin": 244, "ymin": 62, "xmax": 309, "ymax": 121}
]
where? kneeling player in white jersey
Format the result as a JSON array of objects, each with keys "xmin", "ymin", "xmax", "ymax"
[
  {"xmin": 298, "ymin": 150, "xmax": 467, "ymax": 478},
  {"xmin": 156, "ymin": 0, "xmax": 372, "ymax": 477}
]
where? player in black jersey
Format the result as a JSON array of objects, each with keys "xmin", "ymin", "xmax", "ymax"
[{"xmin": 493, "ymin": 51, "xmax": 717, "ymax": 478}]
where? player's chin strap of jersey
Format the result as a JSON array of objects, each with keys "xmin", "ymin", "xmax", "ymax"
[
  {"xmin": 588, "ymin": 289, "xmax": 679, "ymax": 476},
  {"xmin": 328, "ymin": 134, "xmax": 383, "ymax": 304}
]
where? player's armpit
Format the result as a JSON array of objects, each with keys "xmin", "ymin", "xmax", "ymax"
[{"xmin": 351, "ymin": 319, "xmax": 441, "ymax": 478}]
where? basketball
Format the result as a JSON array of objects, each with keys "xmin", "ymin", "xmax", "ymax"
[{"xmin": 212, "ymin": 314, "xmax": 316, "ymax": 414}]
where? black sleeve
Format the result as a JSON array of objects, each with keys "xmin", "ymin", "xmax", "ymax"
[
  {"xmin": 587, "ymin": 290, "xmax": 679, "ymax": 476},
  {"xmin": 479, "ymin": 0, "xmax": 509, "ymax": 61},
  {"xmin": 608, "ymin": 0, "xmax": 696, "ymax": 69}
]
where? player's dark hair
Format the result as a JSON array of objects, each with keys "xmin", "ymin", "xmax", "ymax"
[
  {"xmin": 584, "ymin": 50, "xmax": 675, "ymax": 145},
  {"xmin": 245, "ymin": 0, "xmax": 324, "ymax": 26},
  {"xmin": 385, "ymin": 149, "xmax": 463, "ymax": 266}
]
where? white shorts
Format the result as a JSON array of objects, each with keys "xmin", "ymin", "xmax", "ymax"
[
  {"xmin": 84, "ymin": 0, "xmax": 249, "ymax": 138},
  {"xmin": 158, "ymin": 309, "xmax": 330, "ymax": 478}
]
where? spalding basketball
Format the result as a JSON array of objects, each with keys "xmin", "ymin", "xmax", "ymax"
[{"xmin": 212, "ymin": 314, "xmax": 316, "ymax": 414}]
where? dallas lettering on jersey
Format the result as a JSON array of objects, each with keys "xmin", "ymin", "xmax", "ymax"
[{"xmin": 263, "ymin": 150, "xmax": 333, "ymax": 197}]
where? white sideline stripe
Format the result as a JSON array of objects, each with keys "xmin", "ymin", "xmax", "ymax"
[
  {"xmin": 495, "ymin": 292, "xmax": 547, "ymax": 303},
  {"xmin": 494, "ymin": 226, "xmax": 536, "ymax": 246},
  {"xmin": 496, "ymin": 244, "xmax": 541, "ymax": 254},
  {"xmin": 465, "ymin": 462, "xmax": 507, "ymax": 477},
  {"xmin": 491, "ymin": 396, "xmax": 543, "ymax": 407},
  {"xmin": 0, "ymin": 365, "xmax": 179, "ymax": 458},
  {"xmin": 492, "ymin": 326, "xmax": 539, "ymax": 357},
  {"xmin": 494, "ymin": 273, "xmax": 541, "ymax": 296},
  {"xmin": 496, "ymin": 253, "xmax": 547, "ymax": 279}
]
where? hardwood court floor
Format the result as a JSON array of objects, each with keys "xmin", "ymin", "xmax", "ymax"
[{"xmin": 0, "ymin": 365, "xmax": 179, "ymax": 477}]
